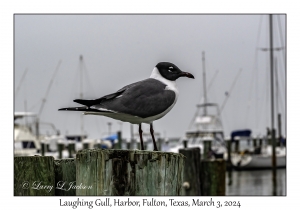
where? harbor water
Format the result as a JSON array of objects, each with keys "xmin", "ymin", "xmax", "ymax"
[{"xmin": 226, "ymin": 168, "xmax": 286, "ymax": 196}]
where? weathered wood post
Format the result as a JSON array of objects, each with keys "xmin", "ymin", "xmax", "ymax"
[
  {"xmin": 157, "ymin": 138, "xmax": 163, "ymax": 151},
  {"xmin": 226, "ymin": 139, "xmax": 232, "ymax": 186},
  {"xmin": 259, "ymin": 138, "xmax": 263, "ymax": 147},
  {"xmin": 203, "ymin": 139, "xmax": 212, "ymax": 159},
  {"xmin": 200, "ymin": 159, "xmax": 226, "ymax": 196},
  {"xmin": 57, "ymin": 142, "xmax": 64, "ymax": 159},
  {"xmin": 116, "ymin": 131, "xmax": 122, "ymax": 149},
  {"xmin": 136, "ymin": 139, "xmax": 141, "ymax": 150},
  {"xmin": 83, "ymin": 143, "xmax": 89, "ymax": 149},
  {"xmin": 68, "ymin": 142, "xmax": 75, "ymax": 158},
  {"xmin": 234, "ymin": 139, "xmax": 240, "ymax": 152},
  {"xmin": 14, "ymin": 156, "xmax": 55, "ymax": 196},
  {"xmin": 54, "ymin": 158, "xmax": 76, "ymax": 196},
  {"xmin": 179, "ymin": 147, "xmax": 201, "ymax": 195},
  {"xmin": 83, "ymin": 140, "xmax": 89, "ymax": 149},
  {"xmin": 253, "ymin": 138, "xmax": 257, "ymax": 147},
  {"xmin": 76, "ymin": 149, "xmax": 185, "ymax": 195},
  {"xmin": 278, "ymin": 113, "xmax": 282, "ymax": 146},
  {"xmin": 126, "ymin": 139, "xmax": 131, "ymax": 150},
  {"xmin": 144, "ymin": 139, "xmax": 148, "ymax": 150},
  {"xmin": 183, "ymin": 139, "xmax": 188, "ymax": 148},
  {"xmin": 41, "ymin": 140, "xmax": 45, "ymax": 156}
]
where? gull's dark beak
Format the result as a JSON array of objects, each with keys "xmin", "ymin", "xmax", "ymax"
[{"xmin": 180, "ymin": 71, "xmax": 195, "ymax": 79}]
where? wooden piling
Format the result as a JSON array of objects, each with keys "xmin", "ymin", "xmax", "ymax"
[
  {"xmin": 14, "ymin": 156, "xmax": 55, "ymax": 196},
  {"xmin": 57, "ymin": 143, "xmax": 64, "ymax": 159},
  {"xmin": 126, "ymin": 140, "xmax": 131, "ymax": 149},
  {"xmin": 136, "ymin": 140, "xmax": 141, "ymax": 150},
  {"xmin": 272, "ymin": 129, "xmax": 277, "ymax": 196},
  {"xmin": 179, "ymin": 147, "xmax": 201, "ymax": 195},
  {"xmin": 144, "ymin": 139, "xmax": 148, "ymax": 150},
  {"xmin": 76, "ymin": 149, "xmax": 185, "ymax": 195},
  {"xmin": 157, "ymin": 138, "xmax": 163, "ymax": 151},
  {"xmin": 116, "ymin": 131, "xmax": 122, "ymax": 149},
  {"xmin": 54, "ymin": 158, "xmax": 76, "ymax": 196},
  {"xmin": 234, "ymin": 140, "xmax": 240, "ymax": 152},
  {"xmin": 200, "ymin": 159, "xmax": 226, "ymax": 196},
  {"xmin": 83, "ymin": 142, "xmax": 89, "ymax": 149},
  {"xmin": 203, "ymin": 140, "xmax": 212, "ymax": 159},
  {"xmin": 259, "ymin": 138, "xmax": 263, "ymax": 147},
  {"xmin": 253, "ymin": 138, "xmax": 257, "ymax": 147},
  {"xmin": 68, "ymin": 142, "xmax": 75, "ymax": 158},
  {"xmin": 183, "ymin": 140, "xmax": 188, "ymax": 148},
  {"xmin": 278, "ymin": 113, "xmax": 282, "ymax": 146},
  {"xmin": 41, "ymin": 142, "xmax": 45, "ymax": 156},
  {"xmin": 226, "ymin": 140, "xmax": 232, "ymax": 186}
]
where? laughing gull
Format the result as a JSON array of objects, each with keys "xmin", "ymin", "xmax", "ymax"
[{"xmin": 59, "ymin": 62, "xmax": 194, "ymax": 151}]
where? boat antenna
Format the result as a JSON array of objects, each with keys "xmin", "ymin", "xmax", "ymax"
[
  {"xmin": 198, "ymin": 70, "xmax": 219, "ymax": 104},
  {"xmin": 36, "ymin": 59, "xmax": 62, "ymax": 140},
  {"xmin": 220, "ymin": 68, "xmax": 243, "ymax": 114},
  {"xmin": 189, "ymin": 69, "xmax": 219, "ymax": 130},
  {"xmin": 38, "ymin": 60, "xmax": 62, "ymax": 117},
  {"xmin": 202, "ymin": 51, "xmax": 208, "ymax": 116},
  {"xmin": 15, "ymin": 68, "xmax": 28, "ymax": 98}
]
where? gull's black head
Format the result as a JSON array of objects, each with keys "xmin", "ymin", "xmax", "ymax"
[{"xmin": 156, "ymin": 62, "xmax": 194, "ymax": 81}]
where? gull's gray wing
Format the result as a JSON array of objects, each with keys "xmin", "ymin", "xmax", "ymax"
[{"xmin": 91, "ymin": 78, "xmax": 176, "ymax": 118}]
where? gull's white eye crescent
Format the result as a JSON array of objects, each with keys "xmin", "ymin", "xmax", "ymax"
[{"xmin": 168, "ymin": 66, "xmax": 174, "ymax": 72}]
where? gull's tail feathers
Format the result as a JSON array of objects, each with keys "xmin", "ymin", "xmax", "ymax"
[{"xmin": 58, "ymin": 106, "xmax": 112, "ymax": 113}]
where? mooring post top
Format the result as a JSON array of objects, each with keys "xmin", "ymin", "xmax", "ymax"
[
  {"xmin": 76, "ymin": 149, "xmax": 185, "ymax": 196},
  {"xmin": 179, "ymin": 147, "xmax": 201, "ymax": 151},
  {"xmin": 54, "ymin": 158, "xmax": 75, "ymax": 165},
  {"xmin": 14, "ymin": 156, "xmax": 55, "ymax": 160},
  {"xmin": 201, "ymin": 159, "xmax": 226, "ymax": 163},
  {"xmin": 76, "ymin": 148, "xmax": 185, "ymax": 159}
]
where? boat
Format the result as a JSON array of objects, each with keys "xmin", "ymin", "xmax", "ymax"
[
  {"xmin": 168, "ymin": 52, "xmax": 227, "ymax": 159},
  {"xmin": 14, "ymin": 61, "xmax": 70, "ymax": 158},
  {"xmin": 14, "ymin": 110, "xmax": 73, "ymax": 159},
  {"xmin": 169, "ymin": 102, "xmax": 226, "ymax": 158},
  {"xmin": 228, "ymin": 129, "xmax": 286, "ymax": 170},
  {"xmin": 14, "ymin": 112, "xmax": 41, "ymax": 156},
  {"xmin": 230, "ymin": 15, "xmax": 286, "ymax": 170}
]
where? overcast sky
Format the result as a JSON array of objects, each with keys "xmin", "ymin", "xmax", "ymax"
[{"xmin": 14, "ymin": 14, "xmax": 286, "ymax": 140}]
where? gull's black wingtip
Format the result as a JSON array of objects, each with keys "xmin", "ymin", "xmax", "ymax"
[
  {"xmin": 58, "ymin": 106, "xmax": 91, "ymax": 112},
  {"xmin": 73, "ymin": 99, "xmax": 95, "ymax": 106}
]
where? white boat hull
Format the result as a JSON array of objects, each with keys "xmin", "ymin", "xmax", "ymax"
[{"xmin": 231, "ymin": 153, "xmax": 286, "ymax": 169}]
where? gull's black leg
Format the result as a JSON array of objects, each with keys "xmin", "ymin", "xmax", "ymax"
[
  {"xmin": 139, "ymin": 123, "xmax": 145, "ymax": 150},
  {"xmin": 150, "ymin": 123, "xmax": 158, "ymax": 151}
]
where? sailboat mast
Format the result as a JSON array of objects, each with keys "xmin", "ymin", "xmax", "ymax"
[
  {"xmin": 275, "ymin": 57, "xmax": 283, "ymax": 145},
  {"xmin": 269, "ymin": 14, "xmax": 277, "ymax": 195},
  {"xmin": 202, "ymin": 51, "xmax": 208, "ymax": 115},
  {"xmin": 269, "ymin": 15, "xmax": 275, "ymax": 138},
  {"xmin": 80, "ymin": 55, "xmax": 84, "ymax": 140},
  {"xmin": 275, "ymin": 57, "xmax": 278, "ymax": 116}
]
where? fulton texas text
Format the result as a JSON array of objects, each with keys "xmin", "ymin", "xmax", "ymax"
[{"xmin": 59, "ymin": 198, "xmax": 240, "ymax": 208}]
